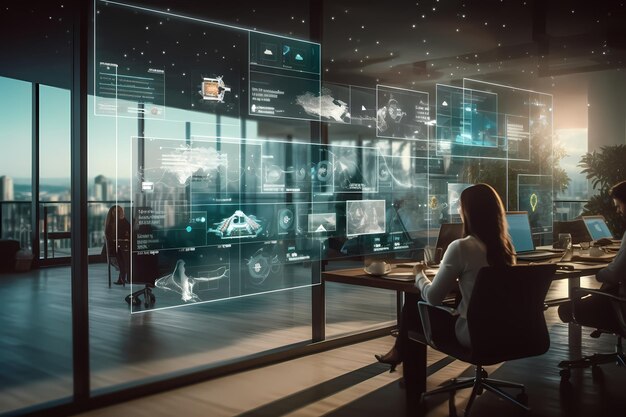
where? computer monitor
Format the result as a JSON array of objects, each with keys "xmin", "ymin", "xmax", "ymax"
[
  {"xmin": 505, "ymin": 212, "xmax": 535, "ymax": 253},
  {"xmin": 583, "ymin": 215, "xmax": 613, "ymax": 240}
]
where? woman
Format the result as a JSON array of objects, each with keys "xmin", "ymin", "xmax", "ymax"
[
  {"xmin": 375, "ymin": 183, "xmax": 516, "ymax": 370},
  {"xmin": 105, "ymin": 205, "xmax": 131, "ymax": 285}
]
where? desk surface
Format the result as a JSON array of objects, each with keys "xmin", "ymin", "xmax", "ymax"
[
  {"xmin": 323, "ymin": 262, "xmax": 609, "ymax": 291},
  {"xmin": 323, "ymin": 268, "xmax": 421, "ymax": 294}
]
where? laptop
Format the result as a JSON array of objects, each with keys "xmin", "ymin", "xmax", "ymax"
[
  {"xmin": 582, "ymin": 215, "xmax": 620, "ymax": 243},
  {"xmin": 434, "ymin": 223, "xmax": 464, "ymax": 264},
  {"xmin": 506, "ymin": 212, "xmax": 560, "ymax": 261}
]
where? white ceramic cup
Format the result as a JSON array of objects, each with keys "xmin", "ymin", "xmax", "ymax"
[{"xmin": 367, "ymin": 261, "xmax": 389, "ymax": 275}]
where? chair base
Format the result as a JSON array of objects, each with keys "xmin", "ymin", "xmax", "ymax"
[
  {"xmin": 559, "ymin": 336, "xmax": 626, "ymax": 380},
  {"xmin": 125, "ymin": 285, "xmax": 156, "ymax": 308},
  {"xmin": 559, "ymin": 352, "xmax": 626, "ymax": 380},
  {"xmin": 422, "ymin": 365, "xmax": 529, "ymax": 416}
]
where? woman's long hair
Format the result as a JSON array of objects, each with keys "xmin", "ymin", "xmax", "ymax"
[
  {"xmin": 105, "ymin": 205, "xmax": 120, "ymax": 240},
  {"xmin": 460, "ymin": 184, "xmax": 515, "ymax": 266}
]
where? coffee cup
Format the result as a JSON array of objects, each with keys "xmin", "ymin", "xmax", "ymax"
[{"xmin": 366, "ymin": 260, "xmax": 390, "ymax": 276}]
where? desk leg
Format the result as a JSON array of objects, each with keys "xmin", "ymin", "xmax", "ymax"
[
  {"xmin": 312, "ymin": 280, "xmax": 326, "ymax": 342},
  {"xmin": 403, "ymin": 293, "xmax": 426, "ymax": 400},
  {"xmin": 567, "ymin": 276, "xmax": 582, "ymax": 349}
]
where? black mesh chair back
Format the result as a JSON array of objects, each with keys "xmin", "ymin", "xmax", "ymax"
[{"xmin": 466, "ymin": 264, "xmax": 556, "ymax": 364}]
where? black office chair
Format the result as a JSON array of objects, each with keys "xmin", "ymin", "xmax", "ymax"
[
  {"xmin": 414, "ymin": 264, "xmax": 556, "ymax": 416},
  {"xmin": 125, "ymin": 284, "xmax": 155, "ymax": 308},
  {"xmin": 124, "ymin": 252, "xmax": 159, "ymax": 308},
  {"xmin": 558, "ymin": 284, "xmax": 626, "ymax": 380}
]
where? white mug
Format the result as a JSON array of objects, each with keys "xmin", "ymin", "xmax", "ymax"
[{"xmin": 367, "ymin": 261, "xmax": 390, "ymax": 275}]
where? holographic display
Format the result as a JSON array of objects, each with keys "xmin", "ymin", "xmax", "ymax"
[
  {"xmin": 308, "ymin": 213, "xmax": 337, "ymax": 233},
  {"xmin": 376, "ymin": 85, "xmax": 429, "ymax": 140},
  {"xmin": 95, "ymin": 1, "xmax": 243, "ymax": 122},
  {"xmin": 350, "ymin": 86, "xmax": 377, "ymax": 128},
  {"xmin": 346, "ymin": 200, "xmax": 386, "ymax": 237},
  {"xmin": 208, "ymin": 210, "xmax": 264, "ymax": 239},
  {"xmin": 517, "ymin": 174, "xmax": 553, "ymax": 234},
  {"xmin": 249, "ymin": 32, "xmax": 321, "ymax": 121}
]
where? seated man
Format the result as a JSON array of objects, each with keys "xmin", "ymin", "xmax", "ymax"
[{"xmin": 559, "ymin": 180, "xmax": 626, "ymax": 327}]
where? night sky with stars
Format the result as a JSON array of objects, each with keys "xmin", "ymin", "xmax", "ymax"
[{"xmin": 1, "ymin": 0, "xmax": 625, "ymax": 98}]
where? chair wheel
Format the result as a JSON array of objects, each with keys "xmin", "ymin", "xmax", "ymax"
[
  {"xmin": 125, "ymin": 294, "xmax": 141, "ymax": 306},
  {"xmin": 516, "ymin": 392, "xmax": 528, "ymax": 406},
  {"xmin": 560, "ymin": 369, "xmax": 571, "ymax": 380}
]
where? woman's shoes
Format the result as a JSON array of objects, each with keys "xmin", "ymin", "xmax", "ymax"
[
  {"xmin": 375, "ymin": 348, "xmax": 401, "ymax": 373},
  {"xmin": 113, "ymin": 279, "xmax": 125, "ymax": 285}
]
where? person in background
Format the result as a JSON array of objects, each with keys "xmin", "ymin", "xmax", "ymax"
[
  {"xmin": 105, "ymin": 205, "xmax": 131, "ymax": 285},
  {"xmin": 375, "ymin": 183, "xmax": 516, "ymax": 370},
  {"xmin": 558, "ymin": 180, "xmax": 626, "ymax": 326}
]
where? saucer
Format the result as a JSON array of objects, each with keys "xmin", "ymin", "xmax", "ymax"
[{"xmin": 363, "ymin": 264, "xmax": 393, "ymax": 276}]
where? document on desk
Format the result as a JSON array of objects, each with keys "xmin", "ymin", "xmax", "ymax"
[{"xmin": 571, "ymin": 253, "xmax": 615, "ymax": 262}]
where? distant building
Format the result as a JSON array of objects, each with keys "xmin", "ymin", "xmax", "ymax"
[
  {"xmin": 94, "ymin": 175, "xmax": 113, "ymax": 201},
  {"xmin": 0, "ymin": 175, "xmax": 14, "ymax": 201}
]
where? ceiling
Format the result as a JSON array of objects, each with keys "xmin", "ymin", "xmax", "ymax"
[{"xmin": 1, "ymin": 0, "xmax": 624, "ymax": 92}]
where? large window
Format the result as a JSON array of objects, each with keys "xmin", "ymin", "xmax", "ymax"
[{"xmin": 0, "ymin": 77, "xmax": 73, "ymax": 414}]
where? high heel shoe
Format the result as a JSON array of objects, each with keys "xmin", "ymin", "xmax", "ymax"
[{"xmin": 375, "ymin": 348, "xmax": 401, "ymax": 373}]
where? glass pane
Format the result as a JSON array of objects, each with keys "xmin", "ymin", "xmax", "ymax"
[
  {"xmin": 40, "ymin": 86, "xmax": 72, "ymax": 259},
  {"xmin": 0, "ymin": 76, "xmax": 73, "ymax": 413}
]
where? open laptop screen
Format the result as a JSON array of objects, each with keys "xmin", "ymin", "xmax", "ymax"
[
  {"xmin": 506, "ymin": 212, "xmax": 535, "ymax": 253},
  {"xmin": 436, "ymin": 223, "xmax": 464, "ymax": 256},
  {"xmin": 583, "ymin": 216, "xmax": 613, "ymax": 240}
]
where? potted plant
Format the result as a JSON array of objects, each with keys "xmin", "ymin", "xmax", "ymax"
[{"xmin": 579, "ymin": 144, "xmax": 626, "ymax": 238}]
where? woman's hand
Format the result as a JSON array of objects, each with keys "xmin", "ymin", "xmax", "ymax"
[{"xmin": 413, "ymin": 262, "xmax": 427, "ymax": 276}]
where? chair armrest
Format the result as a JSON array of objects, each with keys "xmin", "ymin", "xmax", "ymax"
[
  {"xmin": 572, "ymin": 287, "xmax": 626, "ymax": 334},
  {"xmin": 573, "ymin": 287, "xmax": 626, "ymax": 303},
  {"xmin": 417, "ymin": 301, "xmax": 459, "ymax": 349}
]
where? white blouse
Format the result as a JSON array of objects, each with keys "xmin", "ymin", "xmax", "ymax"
[{"xmin": 416, "ymin": 235, "xmax": 489, "ymax": 348}]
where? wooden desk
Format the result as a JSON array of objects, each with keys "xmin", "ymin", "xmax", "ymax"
[{"xmin": 321, "ymin": 262, "xmax": 609, "ymax": 399}]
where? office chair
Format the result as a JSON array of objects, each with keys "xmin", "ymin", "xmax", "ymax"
[
  {"xmin": 104, "ymin": 239, "xmax": 122, "ymax": 288},
  {"xmin": 125, "ymin": 284, "xmax": 155, "ymax": 308},
  {"xmin": 414, "ymin": 264, "xmax": 556, "ymax": 416},
  {"xmin": 558, "ymin": 284, "xmax": 626, "ymax": 380},
  {"xmin": 124, "ymin": 252, "xmax": 159, "ymax": 308}
]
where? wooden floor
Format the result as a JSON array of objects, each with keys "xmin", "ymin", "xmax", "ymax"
[
  {"xmin": 0, "ymin": 263, "xmax": 396, "ymax": 414},
  {"xmin": 75, "ymin": 315, "xmax": 626, "ymax": 417},
  {"xmin": 3, "ymin": 265, "xmax": 626, "ymax": 416}
]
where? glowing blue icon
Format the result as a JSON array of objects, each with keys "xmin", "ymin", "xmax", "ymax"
[
  {"xmin": 283, "ymin": 45, "xmax": 291, "ymax": 55},
  {"xmin": 295, "ymin": 54, "xmax": 304, "ymax": 61},
  {"xmin": 201, "ymin": 217, "xmax": 206, "ymax": 223},
  {"xmin": 186, "ymin": 226, "xmax": 192, "ymax": 233}
]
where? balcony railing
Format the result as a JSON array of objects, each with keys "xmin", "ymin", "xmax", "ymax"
[
  {"xmin": 0, "ymin": 199, "xmax": 590, "ymax": 265},
  {"xmin": 0, "ymin": 200, "xmax": 130, "ymax": 263}
]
